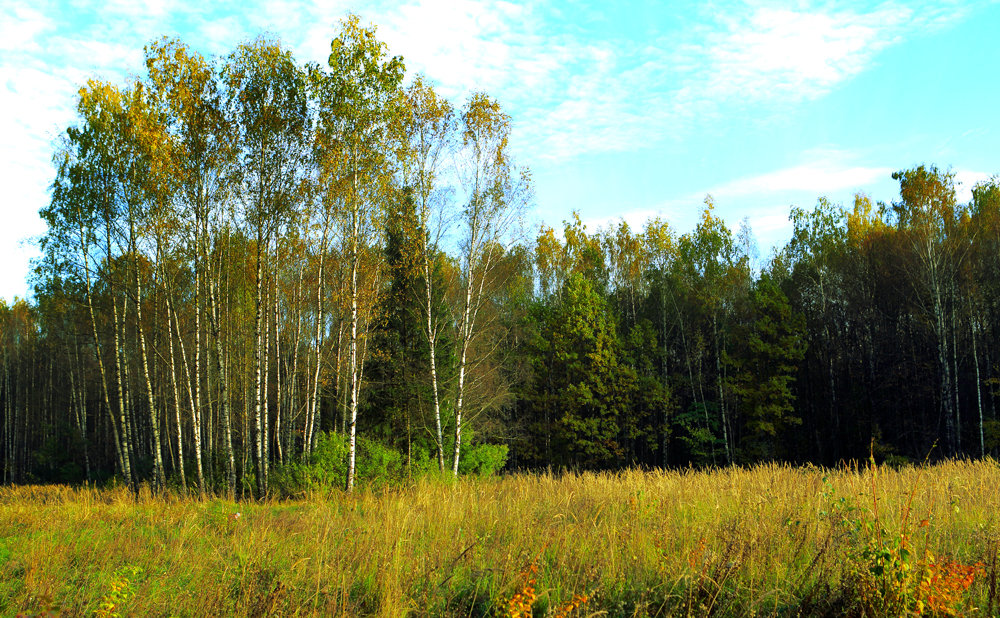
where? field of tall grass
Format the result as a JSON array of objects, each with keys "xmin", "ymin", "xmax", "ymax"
[{"xmin": 1, "ymin": 459, "xmax": 998, "ymax": 616}]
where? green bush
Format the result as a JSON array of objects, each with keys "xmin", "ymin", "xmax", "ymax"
[
  {"xmin": 457, "ymin": 443, "xmax": 508, "ymax": 477},
  {"xmin": 271, "ymin": 433, "xmax": 390, "ymax": 496},
  {"xmin": 271, "ymin": 433, "xmax": 509, "ymax": 496}
]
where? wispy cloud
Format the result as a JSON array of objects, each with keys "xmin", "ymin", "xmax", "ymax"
[
  {"xmin": 584, "ymin": 149, "xmax": 898, "ymax": 248},
  {"xmin": 353, "ymin": 1, "xmax": 985, "ymax": 162},
  {"xmin": 0, "ymin": 0, "xmax": 992, "ymax": 299},
  {"xmin": 709, "ymin": 155, "xmax": 892, "ymax": 199}
]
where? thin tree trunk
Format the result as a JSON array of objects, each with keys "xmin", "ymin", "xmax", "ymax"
[
  {"xmin": 423, "ymin": 248, "xmax": 445, "ymax": 471},
  {"xmin": 3, "ymin": 346, "xmax": 10, "ymax": 484},
  {"xmin": 253, "ymin": 234, "xmax": 266, "ymax": 499},
  {"xmin": 951, "ymin": 292, "xmax": 961, "ymax": 454},
  {"xmin": 167, "ymin": 279, "xmax": 203, "ymax": 498},
  {"xmin": 208, "ymin": 267, "xmax": 236, "ymax": 497},
  {"xmin": 80, "ymin": 221, "xmax": 126, "ymax": 481},
  {"xmin": 262, "ymin": 257, "xmax": 272, "ymax": 496},
  {"xmin": 972, "ymin": 315, "xmax": 985, "ymax": 457},
  {"xmin": 133, "ymin": 223, "xmax": 165, "ymax": 491},
  {"xmin": 195, "ymin": 220, "xmax": 206, "ymax": 487},
  {"xmin": 659, "ymin": 282, "xmax": 670, "ymax": 467},
  {"xmin": 308, "ymin": 215, "xmax": 331, "ymax": 456},
  {"xmin": 346, "ymin": 194, "xmax": 360, "ymax": 492},
  {"xmin": 933, "ymin": 283, "xmax": 955, "ymax": 455},
  {"xmin": 274, "ymin": 255, "xmax": 283, "ymax": 464},
  {"xmin": 713, "ymin": 313, "xmax": 731, "ymax": 463},
  {"xmin": 69, "ymin": 342, "xmax": 92, "ymax": 482},
  {"xmin": 289, "ymin": 259, "xmax": 304, "ymax": 460},
  {"xmin": 110, "ymin": 232, "xmax": 136, "ymax": 493},
  {"xmin": 453, "ymin": 215, "xmax": 498, "ymax": 477},
  {"xmin": 163, "ymin": 266, "xmax": 187, "ymax": 496}
]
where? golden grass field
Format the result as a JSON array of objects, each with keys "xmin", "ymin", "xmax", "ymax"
[{"xmin": 1, "ymin": 460, "xmax": 998, "ymax": 616}]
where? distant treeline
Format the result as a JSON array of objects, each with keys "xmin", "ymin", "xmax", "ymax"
[{"xmin": 2, "ymin": 15, "xmax": 999, "ymax": 495}]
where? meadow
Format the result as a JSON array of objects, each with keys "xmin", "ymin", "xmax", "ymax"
[{"xmin": 1, "ymin": 459, "xmax": 998, "ymax": 617}]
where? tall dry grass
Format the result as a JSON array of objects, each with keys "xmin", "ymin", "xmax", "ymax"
[{"xmin": 0, "ymin": 460, "xmax": 997, "ymax": 616}]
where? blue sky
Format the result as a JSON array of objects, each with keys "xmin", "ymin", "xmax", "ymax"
[{"xmin": 2, "ymin": 0, "xmax": 998, "ymax": 301}]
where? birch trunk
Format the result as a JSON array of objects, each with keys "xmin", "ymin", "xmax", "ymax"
[
  {"xmin": 80, "ymin": 220, "xmax": 126, "ymax": 480},
  {"xmin": 972, "ymin": 315, "xmax": 985, "ymax": 457},
  {"xmin": 110, "ymin": 231, "xmax": 136, "ymax": 492},
  {"xmin": 346, "ymin": 184, "xmax": 360, "ymax": 492},
  {"xmin": 273, "ymin": 258, "xmax": 283, "ymax": 464},
  {"xmin": 208, "ymin": 268, "xmax": 236, "ymax": 497},
  {"xmin": 307, "ymin": 214, "xmax": 331, "ymax": 456},
  {"xmin": 452, "ymin": 272, "xmax": 475, "ymax": 476},
  {"xmin": 424, "ymin": 257, "xmax": 445, "ymax": 471},
  {"xmin": 289, "ymin": 260, "xmax": 304, "ymax": 460},
  {"xmin": 713, "ymin": 313, "xmax": 731, "ymax": 464},
  {"xmin": 167, "ymin": 280, "xmax": 203, "ymax": 497},
  {"xmin": 253, "ymin": 235, "xmax": 265, "ymax": 499},
  {"xmin": 163, "ymin": 269, "xmax": 187, "ymax": 495},
  {"xmin": 262, "ymin": 261, "xmax": 271, "ymax": 495},
  {"xmin": 133, "ymin": 224, "xmax": 165, "ymax": 491}
]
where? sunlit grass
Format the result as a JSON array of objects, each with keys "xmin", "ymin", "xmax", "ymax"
[{"xmin": 1, "ymin": 460, "xmax": 998, "ymax": 616}]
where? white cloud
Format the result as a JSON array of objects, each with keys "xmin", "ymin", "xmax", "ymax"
[
  {"xmin": 0, "ymin": 0, "xmax": 992, "ymax": 300},
  {"xmin": 710, "ymin": 159, "xmax": 893, "ymax": 199},
  {"xmin": 694, "ymin": 6, "xmax": 903, "ymax": 103},
  {"xmin": 954, "ymin": 170, "xmax": 992, "ymax": 204},
  {"xmin": 0, "ymin": 4, "xmax": 53, "ymax": 53},
  {"xmin": 594, "ymin": 150, "xmax": 899, "ymax": 251}
]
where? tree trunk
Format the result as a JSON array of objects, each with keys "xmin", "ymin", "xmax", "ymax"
[
  {"xmin": 452, "ymin": 245, "xmax": 478, "ymax": 477},
  {"xmin": 423, "ymin": 248, "xmax": 445, "ymax": 471},
  {"xmin": 208, "ymin": 269, "xmax": 236, "ymax": 497},
  {"xmin": 932, "ymin": 282, "xmax": 956, "ymax": 455},
  {"xmin": 713, "ymin": 313, "xmax": 731, "ymax": 463},
  {"xmin": 972, "ymin": 315, "xmax": 985, "ymax": 457},
  {"xmin": 274, "ymin": 256, "xmax": 283, "ymax": 465},
  {"xmin": 288, "ymin": 259, "xmax": 305, "ymax": 462},
  {"xmin": 80, "ymin": 221, "xmax": 126, "ymax": 481},
  {"xmin": 70, "ymin": 342, "xmax": 92, "ymax": 482},
  {"xmin": 346, "ymin": 194, "xmax": 360, "ymax": 492},
  {"xmin": 110, "ymin": 237, "xmax": 136, "ymax": 493},
  {"xmin": 307, "ymin": 214, "xmax": 330, "ymax": 456},
  {"xmin": 163, "ymin": 268, "xmax": 187, "ymax": 496},
  {"xmin": 133, "ymin": 225, "xmax": 165, "ymax": 491},
  {"xmin": 168, "ymin": 281, "xmax": 203, "ymax": 498},
  {"xmin": 253, "ymin": 234, "xmax": 266, "ymax": 499}
]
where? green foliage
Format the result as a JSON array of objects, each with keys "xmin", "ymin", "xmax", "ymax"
[
  {"xmin": 523, "ymin": 273, "xmax": 634, "ymax": 469},
  {"xmin": 270, "ymin": 432, "xmax": 506, "ymax": 495},
  {"xmin": 457, "ymin": 443, "xmax": 508, "ymax": 477},
  {"xmin": 983, "ymin": 419, "xmax": 1000, "ymax": 453},
  {"xmin": 672, "ymin": 403, "xmax": 724, "ymax": 466},
  {"xmin": 272, "ymin": 433, "xmax": 399, "ymax": 495},
  {"xmin": 726, "ymin": 271, "xmax": 807, "ymax": 461},
  {"xmin": 95, "ymin": 565, "xmax": 144, "ymax": 618}
]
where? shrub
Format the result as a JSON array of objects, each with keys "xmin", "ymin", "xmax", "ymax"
[
  {"xmin": 458, "ymin": 443, "xmax": 509, "ymax": 477},
  {"xmin": 271, "ymin": 433, "xmax": 510, "ymax": 496}
]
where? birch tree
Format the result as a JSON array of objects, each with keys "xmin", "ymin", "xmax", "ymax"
[
  {"xmin": 145, "ymin": 38, "xmax": 236, "ymax": 496},
  {"xmin": 313, "ymin": 15, "xmax": 404, "ymax": 491},
  {"xmin": 225, "ymin": 39, "xmax": 309, "ymax": 498},
  {"xmin": 452, "ymin": 93, "xmax": 530, "ymax": 476},
  {"xmin": 397, "ymin": 76, "xmax": 455, "ymax": 471}
]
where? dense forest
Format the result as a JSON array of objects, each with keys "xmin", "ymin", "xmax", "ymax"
[{"xmin": 2, "ymin": 16, "xmax": 1000, "ymax": 497}]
